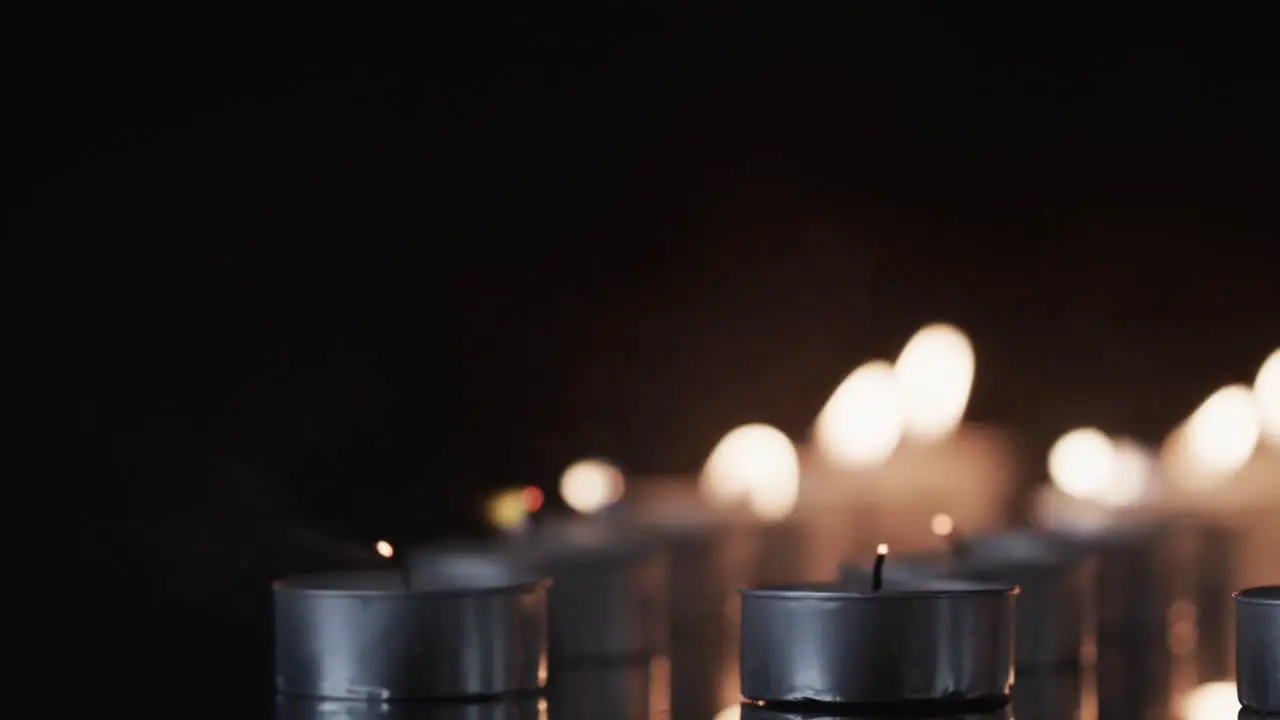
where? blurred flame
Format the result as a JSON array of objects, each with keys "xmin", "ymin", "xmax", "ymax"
[
  {"xmin": 1095, "ymin": 437, "xmax": 1153, "ymax": 508},
  {"xmin": 814, "ymin": 360, "xmax": 903, "ymax": 468},
  {"xmin": 559, "ymin": 459, "xmax": 625, "ymax": 515},
  {"xmin": 375, "ymin": 540, "xmax": 394, "ymax": 558},
  {"xmin": 701, "ymin": 423, "xmax": 801, "ymax": 522},
  {"xmin": 486, "ymin": 488, "xmax": 530, "ymax": 532},
  {"xmin": 1255, "ymin": 348, "xmax": 1280, "ymax": 444},
  {"xmin": 930, "ymin": 513, "xmax": 954, "ymax": 537},
  {"xmin": 1180, "ymin": 384, "xmax": 1260, "ymax": 487},
  {"xmin": 522, "ymin": 485, "xmax": 545, "ymax": 513},
  {"xmin": 713, "ymin": 706, "xmax": 741, "ymax": 720},
  {"xmin": 1048, "ymin": 428, "xmax": 1116, "ymax": 500},
  {"xmin": 893, "ymin": 323, "xmax": 975, "ymax": 442},
  {"xmin": 1177, "ymin": 681, "xmax": 1238, "ymax": 719},
  {"xmin": 877, "ymin": 542, "xmax": 889, "ymax": 555}
]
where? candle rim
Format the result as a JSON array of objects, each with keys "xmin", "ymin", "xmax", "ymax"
[
  {"xmin": 741, "ymin": 582, "xmax": 1018, "ymax": 599},
  {"xmin": 1234, "ymin": 585, "xmax": 1280, "ymax": 604},
  {"xmin": 273, "ymin": 568, "xmax": 550, "ymax": 596}
]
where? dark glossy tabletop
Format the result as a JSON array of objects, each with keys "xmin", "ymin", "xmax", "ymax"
[{"xmin": 266, "ymin": 631, "xmax": 1231, "ymax": 720}]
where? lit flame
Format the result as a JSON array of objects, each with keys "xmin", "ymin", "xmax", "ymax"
[
  {"xmin": 522, "ymin": 485, "xmax": 545, "ymax": 513},
  {"xmin": 1047, "ymin": 427, "xmax": 1115, "ymax": 500},
  {"xmin": 893, "ymin": 323, "xmax": 975, "ymax": 442},
  {"xmin": 1181, "ymin": 384, "xmax": 1260, "ymax": 485},
  {"xmin": 700, "ymin": 423, "xmax": 801, "ymax": 522},
  {"xmin": 375, "ymin": 540, "xmax": 394, "ymax": 558},
  {"xmin": 1095, "ymin": 437, "xmax": 1152, "ymax": 507},
  {"xmin": 486, "ymin": 488, "xmax": 530, "ymax": 532},
  {"xmin": 559, "ymin": 458, "xmax": 625, "ymax": 515},
  {"xmin": 1177, "ymin": 681, "xmax": 1238, "ymax": 719},
  {"xmin": 1255, "ymin": 348, "xmax": 1280, "ymax": 444},
  {"xmin": 814, "ymin": 360, "xmax": 903, "ymax": 468},
  {"xmin": 930, "ymin": 513, "xmax": 954, "ymax": 537}
]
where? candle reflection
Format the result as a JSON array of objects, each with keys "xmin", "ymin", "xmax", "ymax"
[
  {"xmin": 713, "ymin": 705, "xmax": 741, "ymax": 720},
  {"xmin": 1179, "ymin": 681, "xmax": 1239, "ymax": 719}
]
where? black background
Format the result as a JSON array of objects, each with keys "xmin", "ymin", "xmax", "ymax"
[{"xmin": 9, "ymin": 5, "xmax": 1278, "ymax": 695}]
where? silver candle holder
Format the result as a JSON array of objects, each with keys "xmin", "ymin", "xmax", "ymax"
[
  {"xmin": 841, "ymin": 529, "xmax": 1089, "ymax": 669},
  {"xmin": 274, "ymin": 550, "xmax": 549, "ymax": 700},
  {"xmin": 1235, "ymin": 585, "xmax": 1280, "ymax": 715},
  {"xmin": 739, "ymin": 547, "xmax": 1017, "ymax": 709}
]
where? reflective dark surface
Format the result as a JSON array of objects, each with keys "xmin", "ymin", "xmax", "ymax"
[{"xmin": 266, "ymin": 630, "xmax": 1241, "ymax": 720}]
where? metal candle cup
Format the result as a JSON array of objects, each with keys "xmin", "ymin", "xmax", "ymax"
[
  {"xmin": 739, "ymin": 572, "xmax": 1017, "ymax": 706},
  {"xmin": 273, "ymin": 552, "xmax": 550, "ymax": 700},
  {"xmin": 845, "ymin": 530, "xmax": 1091, "ymax": 669},
  {"xmin": 1235, "ymin": 585, "xmax": 1280, "ymax": 714}
]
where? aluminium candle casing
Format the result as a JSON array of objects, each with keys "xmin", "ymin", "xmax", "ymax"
[
  {"xmin": 739, "ymin": 578, "xmax": 1017, "ymax": 706},
  {"xmin": 1235, "ymin": 585, "xmax": 1280, "ymax": 715},
  {"xmin": 843, "ymin": 529, "xmax": 1092, "ymax": 669},
  {"xmin": 273, "ymin": 553, "xmax": 549, "ymax": 700}
]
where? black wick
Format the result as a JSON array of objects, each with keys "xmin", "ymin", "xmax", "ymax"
[{"xmin": 871, "ymin": 543, "xmax": 888, "ymax": 592}]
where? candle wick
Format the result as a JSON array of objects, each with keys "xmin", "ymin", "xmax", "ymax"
[{"xmin": 871, "ymin": 547, "xmax": 887, "ymax": 592}]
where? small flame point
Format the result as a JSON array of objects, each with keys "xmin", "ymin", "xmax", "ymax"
[{"xmin": 871, "ymin": 544, "xmax": 888, "ymax": 592}]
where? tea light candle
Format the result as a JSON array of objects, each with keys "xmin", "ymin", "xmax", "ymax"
[
  {"xmin": 739, "ymin": 545, "xmax": 1017, "ymax": 709},
  {"xmin": 852, "ymin": 527, "xmax": 1091, "ymax": 669},
  {"xmin": 1235, "ymin": 586, "xmax": 1280, "ymax": 715},
  {"xmin": 273, "ymin": 547, "xmax": 549, "ymax": 700}
]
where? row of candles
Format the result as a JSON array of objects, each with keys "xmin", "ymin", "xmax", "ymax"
[{"xmin": 277, "ymin": 325, "xmax": 1280, "ymax": 718}]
